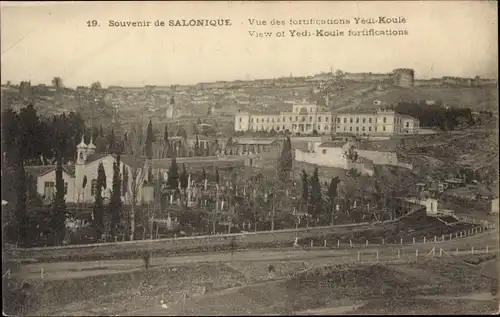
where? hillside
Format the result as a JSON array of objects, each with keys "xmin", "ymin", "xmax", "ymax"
[{"xmin": 331, "ymin": 85, "xmax": 498, "ymax": 112}]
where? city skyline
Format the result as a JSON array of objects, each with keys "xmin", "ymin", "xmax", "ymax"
[{"xmin": 1, "ymin": 1, "xmax": 498, "ymax": 87}]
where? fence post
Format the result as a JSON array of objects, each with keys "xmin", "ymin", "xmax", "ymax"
[
  {"xmin": 376, "ymin": 250, "xmax": 379, "ymax": 261},
  {"xmin": 357, "ymin": 251, "xmax": 360, "ymax": 262},
  {"xmin": 416, "ymin": 249, "xmax": 419, "ymax": 258},
  {"xmin": 449, "ymin": 233, "xmax": 452, "ymax": 240},
  {"xmin": 337, "ymin": 240, "xmax": 340, "ymax": 248},
  {"xmin": 455, "ymin": 232, "xmax": 458, "ymax": 239},
  {"xmin": 423, "ymin": 236, "xmax": 426, "ymax": 244},
  {"xmin": 439, "ymin": 248, "xmax": 443, "ymax": 257},
  {"xmin": 413, "ymin": 237, "xmax": 415, "ymax": 244},
  {"xmin": 400, "ymin": 238, "xmax": 403, "ymax": 245},
  {"xmin": 324, "ymin": 240, "xmax": 327, "ymax": 247},
  {"xmin": 434, "ymin": 236, "xmax": 437, "ymax": 243},
  {"xmin": 441, "ymin": 235, "xmax": 444, "ymax": 241},
  {"xmin": 366, "ymin": 240, "xmax": 368, "ymax": 247},
  {"xmin": 397, "ymin": 249, "xmax": 400, "ymax": 259},
  {"xmin": 460, "ymin": 231, "xmax": 462, "ymax": 237},
  {"xmin": 471, "ymin": 247, "xmax": 474, "ymax": 254},
  {"xmin": 486, "ymin": 246, "xmax": 489, "ymax": 253},
  {"xmin": 41, "ymin": 268, "xmax": 44, "ymax": 279},
  {"xmin": 350, "ymin": 240, "xmax": 352, "ymax": 248},
  {"xmin": 310, "ymin": 240, "xmax": 313, "ymax": 247}
]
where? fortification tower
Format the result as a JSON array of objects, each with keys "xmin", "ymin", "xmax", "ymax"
[{"xmin": 392, "ymin": 68, "xmax": 415, "ymax": 88}]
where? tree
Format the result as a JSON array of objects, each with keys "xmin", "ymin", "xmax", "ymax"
[
  {"xmin": 122, "ymin": 165, "xmax": 129, "ymax": 197},
  {"xmin": 145, "ymin": 120, "xmax": 154, "ymax": 159},
  {"xmin": 93, "ymin": 163, "xmax": 106, "ymax": 238},
  {"xmin": 194, "ymin": 135, "xmax": 200, "ymax": 156},
  {"xmin": 327, "ymin": 177, "xmax": 340, "ymax": 226},
  {"xmin": 126, "ymin": 121, "xmax": 147, "ymax": 241},
  {"xmin": 168, "ymin": 156, "xmax": 179, "ymax": 190},
  {"xmin": 180, "ymin": 164, "xmax": 189, "ymax": 192},
  {"xmin": 51, "ymin": 115, "xmax": 68, "ymax": 245},
  {"xmin": 215, "ymin": 167, "xmax": 220, "ymax": 185},
  {"xmin": 301, "ymin": 170, "xmax": 309, "ymax": 214},
  {"xmin": 278, "ymin": 137, "xmax": 293, "ymax": 182},
  {"xmin": 176, "ymin": 126, "xmax": 187, "ymax": 140},
  {"xmin": 90, "ymin": 81, "xmax": 102, "ymax": 94},
  {"xmin": 107, "ymin": 128, "xmax": 116, "ymax": 154},
  {"xmin": 201, "ymin": 167, "xmax": 207, "ymax": 182},
  {"xmin": 109, "ymin": 155, "xmax": 122, "ymax": 238},
  {"xmin": 51, "ymin": 77, "xmax": 63, "ymax": 90},
  {"xmin": 226, "ymin": 137, "xmax": 234, "ymax": 148},
  {"xmin": 309, "ymin": 167, "xmax": 322, "ymax": 225},
  {"xmin": 163, "ymin": 124, "xmax": 169, "ymax": 158}
]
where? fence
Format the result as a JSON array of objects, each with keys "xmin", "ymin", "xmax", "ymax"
[{"xmin": 15, "ymin": 245, "xmax": 497, "ymax": 283}]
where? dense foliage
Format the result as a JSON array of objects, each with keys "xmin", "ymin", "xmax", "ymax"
[{"xmin": 394, "ymin": 101, "xmax": 475, "ymax": 130}]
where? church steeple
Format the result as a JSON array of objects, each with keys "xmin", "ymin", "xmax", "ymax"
[
  {"xmin": 76, "ymin": 135, "xmax": 88, "ymax": 164},
  {"xmin": 87, "ymin": 136, "xmax": 96, "ymax": 154}
]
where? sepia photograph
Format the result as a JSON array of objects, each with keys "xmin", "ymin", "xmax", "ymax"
[{"xmin": 1, "ymin": 1, "xmax": 498, "ymax": 315}]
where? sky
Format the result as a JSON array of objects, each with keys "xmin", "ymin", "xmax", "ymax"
[{"xmin": 1, "ymin": 1, "xmax": 498, "ymax": 87}]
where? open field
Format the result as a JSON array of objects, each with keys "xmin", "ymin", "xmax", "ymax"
[
  {"xmin": 135, "ymin": 257, "xmax": 498, "ymax": 316},
  {"xmin": 4, "ymin": 210, "xmax": 497, "ymax": 316},
  {"xmin": 6, "ymin": 244, "xmax": 498, "ymax": 316}
]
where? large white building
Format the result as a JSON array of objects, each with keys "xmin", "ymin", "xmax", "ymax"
[
  {"xmin": 235, "ymin": 103, "xmax": 334, "ymax": 135},
  {"xmin": 234, "ymin": 103, "xmax": 420, "ymax": 135}
]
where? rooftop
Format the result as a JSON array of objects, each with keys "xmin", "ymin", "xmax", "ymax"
[
  {"xmin": 235, "ymin": 139, "xmax": 280, "ymax": 146},
  {"xmin": 85, "ymin": 154, "xmax": 147, "ymax": 169},
  {"xmin": 25, "ymin": 165, "xmax": 76, "ymax": 177}
]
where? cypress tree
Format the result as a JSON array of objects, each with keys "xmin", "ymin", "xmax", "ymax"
[
  {"xmin": 201, "ymin": 167, "xmax": 207, "ymax": 181},
  {"xmin": 108, "ymin": 128, "xmax": 116, "ymax": 154},
  {"xmin": 278, "ymin": 137, "xmax": 293, "ymax": 182},
  {"xmin": 52, "ymin": 155, "xmax": 67, "ymax": 245},
  {"xmin": 309, "ymin": 167, "xmax": 322, "ymax": 224},
  {"xmin": 215, "ymin": 167, "xmax": 220, "ymax": 185},
  {"xmin": 51, "ymin": 115, "xmax": 68, "ymax": 246},
  {"xmin": 122, "ymin": 165, "xmax": 128, "ymax": 197},
  {"xmin": 301, "ymin": 169, "xmax": 309, "ymax": 213},
  {"xmin": 194, "ymin": 135, "xmax": 200, "ymax": 156},
  {"xmin": 145, "ymin": 120, "xmax": 154, "ymax": 159},
  {"xmin": 109, "ymin": 155, "xmax": 122, "ymax": 238},
  {"xmin": 164, "ymin": 124, "xmax": 169, "ymax": 158},
  {"xmin": 327, "ymin": 176, "xmax": 340, "ymax": 226},
  {"xmin": 94, "ymin": 162, "xmax": 106, "ymax": 238},
  {"xmin": 168, "ymin": 156, "xmax": 179, "ymax": 190},
  {"xmin": 180, "ymin": 164, "xmax": 189, "ymax": 191}
]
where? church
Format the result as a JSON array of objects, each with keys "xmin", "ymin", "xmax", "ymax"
[{"xmin": 25, "ymin": 136, "xmax": 149, "ymax": 204}]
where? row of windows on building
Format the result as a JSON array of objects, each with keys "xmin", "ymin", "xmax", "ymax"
[
  {"xmin": 337, "ymin": 117, "xmax": 389, "ymax": 124},
  {"xmin": 242, "ymin": 116, "xmax": 407, "ymax": 125},
  {"xmin": 245, "ymin": 123, "xmax": 332, "ymax": 131},
  {"xmin": 341, "ymin": 126, "xmax": 387, "ymax": 132},
  {"xmin": 340, "ymin": 125, "xmax": 411, "ymax": 132},
  {"xmin": 243, "ymin": 116, "xmax": 335, "ymax": 124}
]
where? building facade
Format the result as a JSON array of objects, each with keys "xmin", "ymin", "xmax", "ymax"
[
  {"xmin": 25, "ymin": 137, "xmax": 148, "ymax": 204},
  {"xmin": 334, "ymin": 109, "xmax": 420, "ymax": 134},
  {"xmin": 235, "ymin": 103, "xmax": 334, "ymax": 135},
  {"xmin": 235, "ymin": 104, "xmax": 420, "ymax": 135},
  {"xmin": 294, "ymin": 139, "xmax": 412, "ymax": 176}
]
